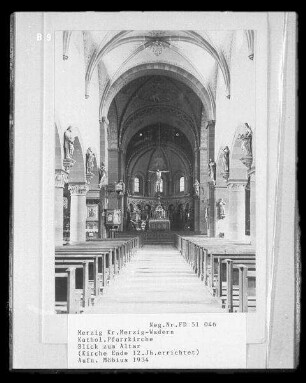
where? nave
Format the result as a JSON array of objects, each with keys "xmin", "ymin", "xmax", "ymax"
[
  {"xmin": 83, "ymin": 244, "xmax": 223, "ymax": 314},
  {"xmin": 55, "ymin": 233, "xmax": 255, "ymax": 315}
]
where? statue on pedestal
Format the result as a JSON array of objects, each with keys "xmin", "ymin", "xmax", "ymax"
[
  {"xmin": 222, "ymin": 146, "xmax": 230, "ymax": 173},
  {"xmin": 221, "ymin": 146, "xmax": 230, "ymax": 181},
  {"xmin": 194, "ymin": 179, "xmax": 200, "ymax": 197},
  {"xmin": 86, "ymin": 147, "xmax": 95, "ymax": 175},
  {"xmin": 115, "ymin": 179, "xmax": 125, "ymax": 196},
  {"xmin": 217, "ymin": 198, "xmax": 226, "ymax": 220},
  {"xmin": 64, "ymin": 126, "xmax": 75, "ymax": 159},
  {"xmin": 98, "ymin": 162, "xmax": 106, "ymax": 188},
  {"xmin": 238, "ymin": 123, "xmax": 253, "ymax": 169},
  {"xmin": 208, "ymin": 158, "xmax": 216, "ymax": 184},
  {"xmin": 238, "ymin": 123, "xmax": 253, "ymax": 157}
]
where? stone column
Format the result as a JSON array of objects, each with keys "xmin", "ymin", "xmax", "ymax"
[
  {"xmin": 118, "ymin": 147, "xmax": 124, "ymax": 181},
  {"xmin": 193, "ymin": 148, "xmax": 200, "ymax": 232},
  {"xmin": 206, "ymin": 120, "xmax": 216, "ymax": 237},
  {"xmin": 208, "ymin": 183, "xmax": 216, "ymax": 237},
  {"xmin": 54, "ymin": 169, "xmax": 68, "ymax": 246},
  {"xmin": 68, "ymin": 183, "xmax": 89, "ymax": 243},
  {"xmin": 107, "ymin": 148, "xmax": 119, "ymax": 211},
  {"xmin": 248, "ymin": 167, "xmax": 256, "ymax": 244},
  {"xmin": 197, "ymin": 117, "xmax": 216, "ymax": 235},
  {"xmin": 198, "ymin": 147, "xmax": 209, "ymax": 235},
  {"xmin": 99, "ymin": 186, "xmax": 108, "ymax": 239},
  {"xmin": 99, "ymin": 117, "xmax": 109, "ymax": 238},
  {"xmin": 100, "ymin": 117, "xmax": 109, "ymax": 175},
  {"xmin": 227, "ymin": 180, "xmax": 247, "ymax": 240}
]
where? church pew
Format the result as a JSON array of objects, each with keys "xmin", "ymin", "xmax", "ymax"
[
  {"xmin": 71, "ymin": 237, "xmax": 138, "ymax": 263},
  {"xmin": 219, "ymin": 259, "xmax": 256, "ymax": 312},
  {"xmin": 56, "ymin": 260, "xmax": 97, "ymax": 310},
  {"xmin": 56, "ymin": 246, "xmax": 121, "ymax": 296},
  {"xmin": 214, "ymin": 256, "xmax": 255, "ymax": 297},
  {"xmin": 236, "ymin": 266, "xmax": 256, "ymax": 312},
  {"xmin": 56, "ymin": 249, "xmax": 112, "ymax": 285},
  {"xmin": 55, "ymin": 265, "xmax": 86, "ymax": 314},
  {"xmin": 57, "ymin": 240, "xmax": 131, "ymax": 279},
  {"xmin": 55, "ymin": 254, "xmax": 102, "ymax": 301},
  {"xmin": 175, "ymin": 236, "xmax": 256, "ymax": 303},
  {"xmin": 114, "ymin": 232, "xmax": 144, "ymax": 248},
  {"xmin": 177, "ymin": 236, "xmax": 254, "ymax": 283},
  {"xmin": 187, "ymin": 240, "xmax": 254, "ymax": 285},
  {"xmin": 56, "ymin": 239, "xmax": 137, "ymax": 295}
]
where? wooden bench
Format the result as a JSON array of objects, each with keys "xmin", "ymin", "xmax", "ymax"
[
  {"xmin": 55, "ymin": 238, "xmax": 138, "ymax": 313},
  {"xmin": 174, "ymin": 235, "xmax": 256, "ymax": 312},
  {"xmin": 55, "ymin": 263, "xmax": 89, "ymax": 314},
  {"xmin": 114, "ymin": 233, "xmax": 144, "ymax": 248},
  {"xmin": 219, "ymin": 259, "xmax": 256, "ymax": 312},
  {"xmin": 211, "ymin": 254, "xmax": 255, "ymax": 295}
]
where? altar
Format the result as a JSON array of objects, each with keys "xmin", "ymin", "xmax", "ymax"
[
  {"xmin": 148, "ymin": 196, "xmax": 170, "ymax": 231},
  {"xmin": 149, "ymin": 219, "xmax": 170, "ymax": 231}
]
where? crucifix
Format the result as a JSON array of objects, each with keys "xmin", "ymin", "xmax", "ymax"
[{"xmin": 148, "ymin": 169, "xmax": 169, "ymax": 193}]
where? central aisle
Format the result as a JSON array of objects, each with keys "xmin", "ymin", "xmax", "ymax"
[{"xmin": 85, "ymin": 244, "xmax": 224, "ymax": 314}]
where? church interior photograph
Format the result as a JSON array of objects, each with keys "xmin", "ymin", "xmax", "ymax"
[{"xmin": 54, "ymin": 29, "xmax": 256, "ymax": 315}]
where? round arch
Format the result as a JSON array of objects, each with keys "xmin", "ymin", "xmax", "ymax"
[
  {"xmin": 121, "ymin": 106, "xmax": 198, "ymax": 150},
  {"xmin": 100, "ymin": 62, "xmax": 214, "ymax": 121},
  {"xmin": 126, "ymin": 142, "xmax": 193, "ymax": 178}
]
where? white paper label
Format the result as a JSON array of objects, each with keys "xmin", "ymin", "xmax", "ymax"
[{"xmin": 68, "ymin": 313, "xmax": 246, "ymax": 369}]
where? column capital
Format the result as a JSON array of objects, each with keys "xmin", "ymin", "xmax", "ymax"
[
  {"xmin": 68, "ymin": 183, "xmax": 89, "ymax": 196},
  {"xmin": 55, "ymin": 169, "xmax": 68, "ymax": 188},
  {"xmin": 108, "ymin": 146, "xmax": 119, "ymax": 152},
  {"xmin": 198, "ymin": 146, "xmax": 208, "ymax": 151}
]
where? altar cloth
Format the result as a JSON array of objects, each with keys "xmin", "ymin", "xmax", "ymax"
[{"xmin": 148, "ymin": 219, "xmax": 170, "ymax": 231}]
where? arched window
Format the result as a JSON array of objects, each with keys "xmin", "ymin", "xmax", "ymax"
[
  {"xmin": 134, "ymin": 177, "xmax": 140, "ymax": 193},
  {"xmin": 179, "ymin": 176, "xmax": 185, "ymax": 192}
]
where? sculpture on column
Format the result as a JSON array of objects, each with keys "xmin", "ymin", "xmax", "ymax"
[
  {"xmin": 208, "ymin": 158, "xmax": 216, "ymax": 185},
  {"xmin": 115, "ymin": 179, "xmax": 125, "ymax": 196},
  {"xmin": 194, "ymin": 179, "xmax": 200, "ymax": 197},
  {"xmin": 98, "ymin": 162, "xmax": 107, "ymax": 188},
  {"xmin": 216, "ymin": 198, "xmax": 226, "ymax": 220},
  {"xmin": 86, "ymin": 147, "xmax": 95, "ymax": 175},
  {"xmin": 238, "ymin": 123, "xmax": 253, "ymax": 169},
  {"xmin": 221, "ymin": 146, "xmax": 230, "ymax": 181},
  {"xmin": 63, "ymin": 126, "xmax": 75, "ymax": 159}
]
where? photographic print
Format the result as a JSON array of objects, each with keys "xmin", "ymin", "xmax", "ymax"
[
  {"xmin": 11, "ymin": 12, "xmax": 297, "ymax": 370},
  {"xmin": 54, "ymin": 29, "xmax": 257, "ymax": 316}
]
